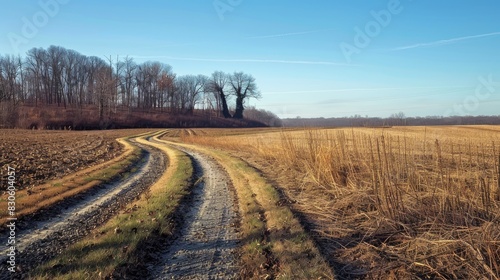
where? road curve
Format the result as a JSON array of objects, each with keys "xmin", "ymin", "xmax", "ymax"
[
  {"xmin": 0, "ymin": 138, "xmax": 166, "ymax": 279},
  {"xmin": 151, "ymin": 146, "xmax": 240, "ymax": 279}
]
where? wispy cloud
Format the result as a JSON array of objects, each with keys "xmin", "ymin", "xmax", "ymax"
[
  {"xmin": 128, "ymin": 56, "xmax": 351, "ymax": 66},
  {"xmin": 391, "ymin": 32, "xmax": 500, "ymax": 51},
  {"xmin": 246, "ymin": 29, "xmax": 333, "ymax": 39},
  {"xmin": 266, "ymin": 85, "xmax": 468, "ymax": 95}
]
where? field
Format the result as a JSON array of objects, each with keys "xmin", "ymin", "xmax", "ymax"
[
  {"xmin": 1, "ymin": 126, "xmax": 499, "ymax": 279},
  {"xmin": 0, "ymin": 129, "xmax": 152, "ymax": 189},
  {"xmin": 176, "ymin": 126, "xmax": 500, "ymax": 279}
]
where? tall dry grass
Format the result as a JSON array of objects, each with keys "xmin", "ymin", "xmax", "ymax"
[{"xmin": 179, "ymin": 127, "xmax": 500, "ymax": 279}]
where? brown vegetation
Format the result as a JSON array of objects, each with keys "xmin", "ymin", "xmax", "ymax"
[
  {"xmin": 10, "ymin": 104, "xmax": 267, "ymax": 130},
  {"xmin": 178, "ymin": 126, "xmax": 500, "ymax": 279},
  {"xmin": 158, "ymin": 136, "xmax": 333, "ymax": 279}
]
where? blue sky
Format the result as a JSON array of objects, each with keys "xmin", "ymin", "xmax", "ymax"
[{"xmin": 1, "ymin": 0, "xmax": 499, "ymax": 118}]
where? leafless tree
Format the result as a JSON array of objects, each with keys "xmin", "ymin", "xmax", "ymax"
[
  {"xmin": 175, "ymin": 75, "xmax": 207, "ymax": 114},
  {"xmin": 86, "ymin": 56, "xmax": 108, "ymax": 106},
  {"xmin": 206, "ymin": 71, "xmax": 231, "ymax": 118},
  {"xmin": 135, "ymin": 61, "xmax": 173, "ymax": 110},
  {"xmin": 0, "ymin": 55, "xmax": 22, "ymax": 103},
  {"xmin": 158, "ymin": 69, "xmax": 175, "ymax": 111},
  {"xmin": 118, "ymin": 56, "xmax": 136, "ymax": 108},
  {"xmin": 47, "ymin": 46, "xmax": 66, "ymax": 106},
  {"xmin": 25, "ymin": 47, "xmax": 48, "ymax": 105},
  {"xmin": 1, "ymin": 45, "xmax": 265, "ymax": 127},
  {"xmin": 229, "ymin": 72, "xmax": 261, "ymax": 119},
  {"xmin": 94, "ymin": 65, "xmax": 114, "ymax": 123},
  {"xmin": 389, "ymin": 112, "xmax": 407, "ymax": 126},
  {"xmin": 0, "ymin": 55, "xmax": 22, "ymax": 126}
]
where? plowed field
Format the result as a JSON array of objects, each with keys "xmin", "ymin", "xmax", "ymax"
[{"xmin": 0, "ymin": 129, "xmax": 151, "ymax": 190}]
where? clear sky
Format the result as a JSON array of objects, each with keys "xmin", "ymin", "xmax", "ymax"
[{"xmin": 1, "ymin": 0, "xmax": 499, "ymax": 118}]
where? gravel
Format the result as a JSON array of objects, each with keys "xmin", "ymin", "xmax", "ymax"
[
  {"xmin": 0, "ymin": 139, "xmax": 166, "ymax": 280},
  {"xmin": 150, "ymin": 146, "xmax": 240, "ymax": 279}
]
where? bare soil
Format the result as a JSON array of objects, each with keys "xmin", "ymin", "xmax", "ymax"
[{"xmin": 0, "ymin": 129, "xmax": 150, "ymax": 190}]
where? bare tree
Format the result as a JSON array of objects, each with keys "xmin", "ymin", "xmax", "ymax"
[
  {"xmin": 62, "ymin": 49, "xmax": 80, "ymax": 106},
  {"xmin": 74, "ymin": 52, "xmax": 89, "ymax": 108},
  {"xmin": 47, "ymin": 46, "xmax": 66, "ymax": 106},
  {"xmin": 86, "ymin": 56, "xmax": 108, "ymax": 106},
  {"xmin": 389, "ymin": 112, "xmax": 407, "ymax": 126},
  {"xmin": 229, "ymin": 72, "xmax": 260, "ymax": 119},
  {"xmin": 107, "ymin": 55, "xmax": 122, "ymax": 112},
  {"xmin": 135, "ymin": 62, "xmax": 173, "ymax": 111},
  {"xmin": 158, "ymin": 69, "xmax": 175, "ymax": 111},
  {"xmin": 94, "ymin": 65, "xmax": 114, "ymax": 125},
  {"xmin": 1, "ymin": 45, "xmax": 267, "ymax": 128},
  {"xmin": 0, "ymin": 55, "xmax": 21, "ymax": 126},
  {"xmin": 176, "ymin": 75, "xmax": 207, "ymax": 114},
  {"xmin": 25, "ymin": 47, "xmax": 48, "ymax": 106},
  {"xmin": 158, "ymin": 63, "xmax": 174, "ymax": 111},
  {"xmin": 206, "ymin": 71, "xmax": 231, "ymax": 118},
  {"xmin": 118, "ymin": 56, "xmax": 136, "ymax": 108}
]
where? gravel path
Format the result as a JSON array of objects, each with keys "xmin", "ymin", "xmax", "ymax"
[
  {"xmin": 151, "ymin": 147, "xmax": 240, "ymax": 279},
  {"xmin": 0, "ymin": 139, "xmax": 166, "ymax": 279}
]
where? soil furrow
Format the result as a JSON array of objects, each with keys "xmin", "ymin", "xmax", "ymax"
[
  {"xmin": 151, "ymin": 147, "xmax": 239, "ymax": 279},
  {"xmin": 0, "ymin": 138, "xmax": 166, "ymax": 279}
]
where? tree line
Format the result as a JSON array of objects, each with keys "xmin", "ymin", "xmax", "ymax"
[
  {"xmin": 0, "ymin": 45, "xmax": 261, "ymax": 124},
  {"xmin": 283, "ymin": 114, "xmax": 500, "ymax": 127}
]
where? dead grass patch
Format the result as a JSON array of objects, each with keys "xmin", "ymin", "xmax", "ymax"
[
  {"xmin": 176, "ymin": 126, "xmax": 500, "ymax": 279},
  {"xmin": 157, "ymin": 134, "xmax": 334, "ymax": 279}
]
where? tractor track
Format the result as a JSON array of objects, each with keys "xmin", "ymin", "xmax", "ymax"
[
  {"xmin": 0, "ymin": 137, "xmax": 166, "ymax": 279},
  {"xmin": 150, "ymin": 144, "xmax": 240, "ymax": 279}
]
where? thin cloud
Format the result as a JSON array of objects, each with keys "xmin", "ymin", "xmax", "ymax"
[
  {"xmin": 266, "ymin": 85, "xmax": 469, "ymax": 95},
  {"xmin": 246, "ymin": 29, "xmax": 333, "ymax": 39},
  {"xmin": 128, "ymin": 56, "xmax": 351, "ymax": 66},
  {"xmin": 391, "ymin": 32, "xmax": 500, "ymax": 51}
]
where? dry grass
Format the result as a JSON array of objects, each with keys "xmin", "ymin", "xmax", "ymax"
[
  {"xmin": 177, "ymin": 126, "xmax": 500, "ymax": 279},
  {"xmin": 157, "ymin": 135, "xmax": 334, "ymax": 279}
]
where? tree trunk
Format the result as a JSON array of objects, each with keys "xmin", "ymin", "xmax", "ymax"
[
  {"xmin": 233, "ymin": 96, "xmax": 244, "ymax": 119},
  {"xmin": 220, "ymin": 92, "xmax": 231, "ymax": 118}
]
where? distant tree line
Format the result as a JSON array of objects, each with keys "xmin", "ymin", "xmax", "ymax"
[
  {"xmin": 0, "ymin": 45, "xmax": 261, "ymax": 127},
  {"xmin": 283, "ymin": 114, "xmax": 500, "ymax": 127},
  {"xmin": 243, "ymin": 107, "xmax": 282, "ymax": 127}
]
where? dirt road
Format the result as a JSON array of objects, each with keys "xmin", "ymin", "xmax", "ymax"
[
  {"xmin": 0, "ymin": 135, "xmax": 242, "ymax": 279},
  {"xmin": 151, "ymin": 146, "xmax": 240, "ymax": 279},
  {"xmin": 0, "ymin": 139, "xmax": 166, "ymax": 279}
]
